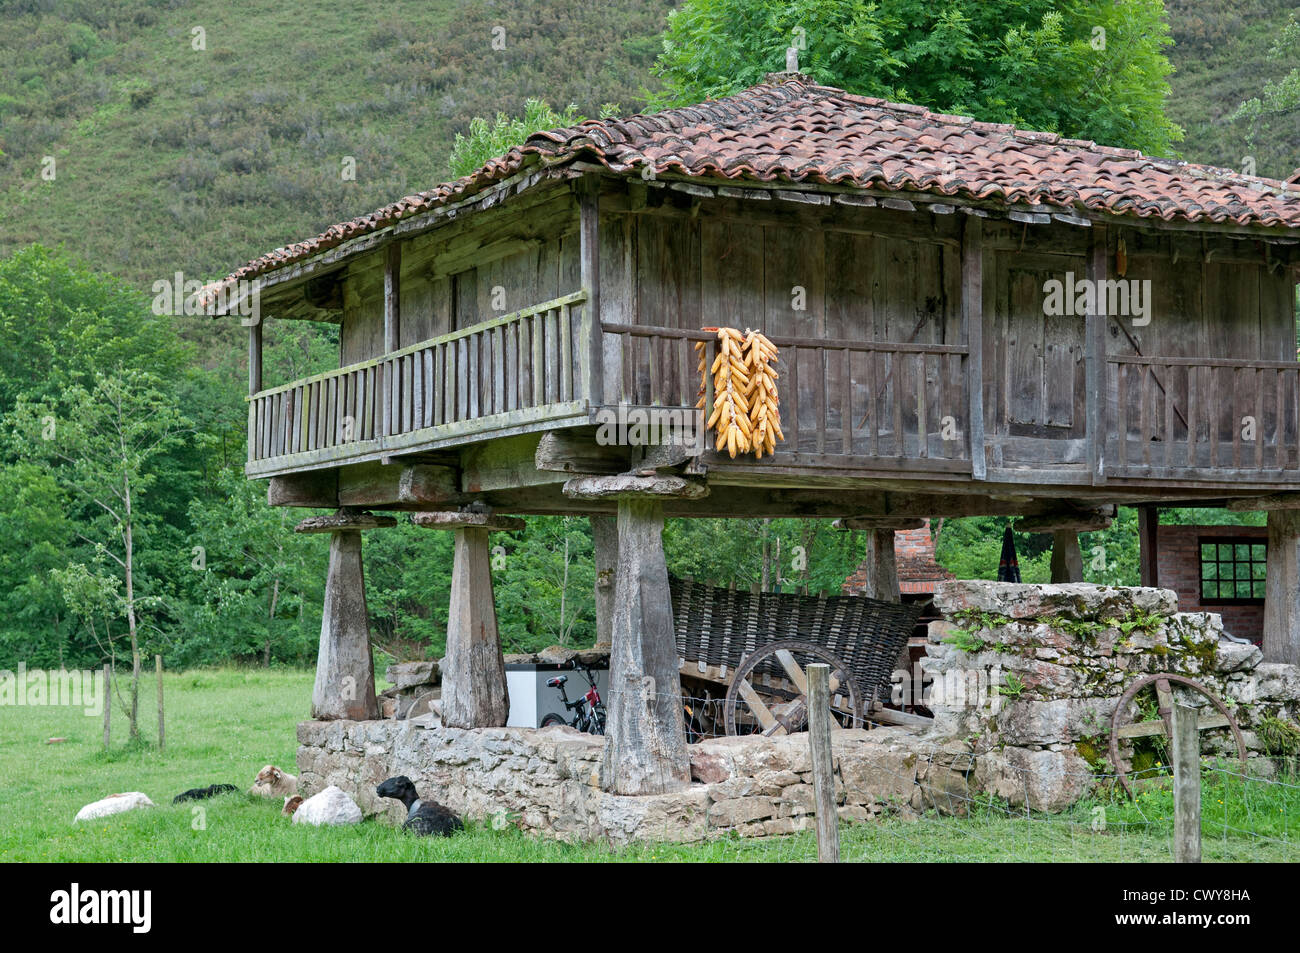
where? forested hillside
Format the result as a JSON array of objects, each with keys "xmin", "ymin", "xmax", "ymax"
[
  {"xmin": 1, "ymin": 0, "xmax": 1295, "ymax": 291},
  {"xmin": 0, "ymin": 1, "xmax": 1294, "ymax": 671}
]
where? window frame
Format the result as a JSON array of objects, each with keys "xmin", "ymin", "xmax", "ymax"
[{"xmin": 1197, "ymin": 535, "xmax": 1267, "ymax": 606}]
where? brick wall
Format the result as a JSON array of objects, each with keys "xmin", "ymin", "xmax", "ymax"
[
  {"xmin": 842, "ymin": 520, "xmax": 954, "ymax": 596},
  {"xmin": 1156, "ymin": 524, "xmax": 1266, "ymax": 644}
]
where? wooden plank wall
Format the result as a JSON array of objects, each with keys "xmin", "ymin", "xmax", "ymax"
[{"xmin": 606, "ymin": 197, "xmax": 965, "ymax": 458}]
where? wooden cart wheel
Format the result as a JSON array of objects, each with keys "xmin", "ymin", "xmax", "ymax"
[
  {"xmin": 1109, "ymin": 672, "xmax": 1248, "ymax": 799},
  {"xmin": 724, "ymin": 639, "xmax": 862, "ymax": 736}
]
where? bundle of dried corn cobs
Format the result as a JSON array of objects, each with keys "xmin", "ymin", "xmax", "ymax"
[{"xmin": 694, "ymin": 327, "xmax": 784, "ymax": 459}]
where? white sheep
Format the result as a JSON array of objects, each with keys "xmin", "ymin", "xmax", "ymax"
[{"xmin": 74, "ymin": 792, "xmax": 155, "ymax": 823}]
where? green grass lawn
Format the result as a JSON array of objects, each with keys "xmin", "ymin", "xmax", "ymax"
[{"xmin": 2, "ymin": 668, "xmax": 1295, "ymax": 862}]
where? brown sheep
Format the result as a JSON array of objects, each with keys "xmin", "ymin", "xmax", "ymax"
[
  {"xmin": 282, "ymin": 795, "xmax": 304, "ymax": 816},
  {"xmin": 249, "ymin": 765, "xmax": 298, "ymax": 798}
]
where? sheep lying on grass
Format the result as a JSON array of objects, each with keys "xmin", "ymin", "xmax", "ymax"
[
  {"xmin": 172, "ymin": 783, "xmax": 239, "ymax": 804},
  {"xmin": 249, "ymin": 765, "xmax": 297, "ymax": 797},
  {"xmin": 282, "ymin": 795, "xmax": 304, "ymax": 816},
  {"xmin": 74, "ymin": 792, "xmax": 154, "ymax": 823},
  {"xmin": 376, "ymin": 776, "xmax": 463, "ymax": 836}
]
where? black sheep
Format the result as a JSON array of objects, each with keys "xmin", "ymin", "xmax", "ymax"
[
  {"xmin": 375, "ymin": 776, "xmax": 463, "ymax": 836},
  {"xmin": 172, "ymin": 783, "xmax": 240, "ymax": 804}
]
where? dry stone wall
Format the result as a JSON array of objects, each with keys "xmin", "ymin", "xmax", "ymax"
[
  {"xmin": 926, "ymin": 581, "xmax": 1300, "ymax": 810},
  {"xmin": 296, "ymin": 721, "xmax": 978, "ymax": 843},
  {"xmin": 296, "ymin": 582, "xmax": 1300, "ymax": 841}
]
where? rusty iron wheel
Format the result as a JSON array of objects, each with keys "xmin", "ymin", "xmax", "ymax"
[
  {"xmin": 1108, "ymin": 672, "xmax": 1247, "ymax": 799},
  {"xmin": 723, "ymin": 639, "xmax": 862, "ymax": 737}
]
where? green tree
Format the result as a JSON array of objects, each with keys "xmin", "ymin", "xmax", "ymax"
[
  {"xmin": 448, "ymin": 99, "xmax": 617, "ymax": 179},
  {"xmin": 0, "ymin": 463, "xmax": 74, "ymax": 666},
  {"xmin": 12, "ymin": 370, "xmax": 191, "ymax": 741},
  {"xmin": 651, "ymin": 0, "xmax": 1183, "ymax": 155},
  {"xmin": 1232, "ymin": 13, "xmax": 1300, "ymax": 155},
  {"xmin": 181, "ymin": 468, "xmax": 325, "ymax": 668},
  {"xmin": 0, "ymin": 245, "xmax": 189, "ymax": 411}
]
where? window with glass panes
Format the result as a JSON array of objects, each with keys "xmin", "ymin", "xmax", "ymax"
[{"xmin": 1198, "ymin": 537, "xmax": 1266, "ymax": 605}]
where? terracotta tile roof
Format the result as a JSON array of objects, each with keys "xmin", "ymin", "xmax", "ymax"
[{"xmin": 212, "ymin": 78, "xmax": 1300, "ymax": 296}]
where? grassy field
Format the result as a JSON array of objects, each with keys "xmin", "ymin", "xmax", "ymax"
[{"xmin": 1, "ymin": 668, "xmax": 1295, "ymax": 863}]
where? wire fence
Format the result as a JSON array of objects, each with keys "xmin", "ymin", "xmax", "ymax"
[{"xmin": 557, "ymin": 684, "xmax": 1300, "ymax": 863}]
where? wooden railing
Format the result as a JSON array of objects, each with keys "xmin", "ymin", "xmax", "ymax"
[
  {"xmin": 248, "ymin": 291, "xmax": 589, "ymax": 472},
  {"xmin": 1106, "ymin": 355, "xmax": 1300, "ymax": 480},
  {"xmin": 602, "ymin": 323, "xmax": 972, "ymax": 470}
]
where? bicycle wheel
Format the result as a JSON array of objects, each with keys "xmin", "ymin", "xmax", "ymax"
[{"xmin": 540, "ymin": 713, "xmax": 567, "ymax": 728}]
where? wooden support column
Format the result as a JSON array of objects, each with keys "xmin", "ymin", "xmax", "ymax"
[
  {"xmin": 565, "ymin": 475, "xmax": 708, "ymax": 795},
  {"xmin": 863, "ymin": 530, "xmax": 901, "ymax": 601},
  {"xmin": 833, "ymin": 517, "xmax": 919, "ymax": 602},
  {"xmin": 296, "ymin": 509, "xmax": 396, "ymax": 721},
  {"xmin": 412, "ymin": 510, "xmax": 525, "ymax": 727},
  {"xmin": 590, "ymin": 514, "xmax": 617, "ymax": 651},
  {"xmin": 248, "ymin": 318, "xmax": 262, "ymax": 396},
  {"xmin": 1086, "ymin": 225, "xmax": 1109, "ymax": 484},
  {"xmin": 1049, "ymin": 530, "xmax": 1084, "ymax": 583},
  {"xmin": 1138, "ymin": 505, "xmax": 1160, "ymax": 587},
  {"xmin": 1264, "ymin": 510, "xmax": 1300, "ymax": 665},
  {"xmin": 960, "ymin": 214, "xmax": 986, "ymax": 480},
  {"xmin": 577, "ymin": 176, "xmax": 605, "ymax": 405},
  {"xmin": 384, "ymin": 241, "xmax": 402, "ymax": 353}
]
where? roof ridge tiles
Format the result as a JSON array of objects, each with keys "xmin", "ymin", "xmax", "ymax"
[{"xmin": 207, "ymin": 78, "xmax": 1300, "ymax": 293}]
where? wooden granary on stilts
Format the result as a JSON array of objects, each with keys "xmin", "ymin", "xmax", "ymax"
[{"xmin": 206, "ymin": 74, "xmax": 1300, "ymax": 795}]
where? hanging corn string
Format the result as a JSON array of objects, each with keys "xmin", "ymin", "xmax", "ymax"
[
  {"xmin": 697, "ymin": 327, "xmax": 783, "ymax": 459},
  {"xmin": 744, "ymin": 330, "xmax": 783, "ymax": 459},
  {"xmin": 707, "ymin": 327, "xmax": 752, "ymax": 457}
]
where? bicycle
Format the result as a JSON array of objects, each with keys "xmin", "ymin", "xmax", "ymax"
[{"xmin": 539, "ymin": 660, "xmax": 606, "ymax": 735}]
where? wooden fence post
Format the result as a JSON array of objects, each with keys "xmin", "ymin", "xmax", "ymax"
[
  {"xmin": 102, "ymin": 663, "xmax": 111, "ymax": 751},
  {"xmin": 808, "ymin": 663, "xmax": 841, "ymax": 863},
  {"xmin": 155, "ymin": 654, "xmax": 165, "ymax": 751},
  {"xmin": 1172, "ymin": 702, "xmax": 1202, "ymax": 863}
]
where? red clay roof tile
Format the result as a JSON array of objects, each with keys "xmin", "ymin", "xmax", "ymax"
[{"xmin": 212, "ymin": 78, "xmax": 1300, "ymax": 296}]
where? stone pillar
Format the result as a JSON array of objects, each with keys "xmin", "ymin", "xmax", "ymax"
[
  {"xmin": 1049, "ymin": 530, "xmax": 1084, "ymax": 583},
  {"xmin": 590, "ymin": 514, "xmax": 618, "ymax": 652},
  {"xmin": 1264, "ymin": 509, "xmax": 1300, "ymax": 665},
  {"xmin": 412, "ymin": 510, "xmax": 524, "ymax": 728},
  {"xmin": 565, "ymin": 475, "xmax": 707, "ymax": 795},
  {"xmin": 296, "ymin": 509, "xmax": 396, "ymax": 721}
]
